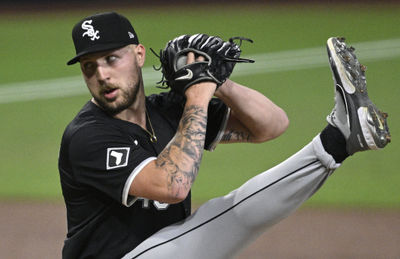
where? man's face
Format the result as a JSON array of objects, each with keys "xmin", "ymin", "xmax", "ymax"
[{"xmin": 80, "ymin": 45, "xmax": 144, "ymax": 114}]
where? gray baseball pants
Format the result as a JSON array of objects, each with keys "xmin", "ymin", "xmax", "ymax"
[{"xmin": 123, "ymin": 135, "xmax": 340, "ymax": 259}]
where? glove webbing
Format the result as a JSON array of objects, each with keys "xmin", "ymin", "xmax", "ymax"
[
  {"xmin": 150, "ymin": 48, "xmax": 169, "ymax": 89},
  {"xmin": 225, "ymin": 37, "xmax": 255, "ymax": 64}
]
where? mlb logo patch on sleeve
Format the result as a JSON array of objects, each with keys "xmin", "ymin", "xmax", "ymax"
[{"xmin": 106, "ymin": 147, "xmax": 130, "ymax": 170}]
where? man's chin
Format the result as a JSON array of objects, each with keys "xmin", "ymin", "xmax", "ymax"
[
  {"xmin": 95, "ymin": 98, "xmax": 121, "ymax": 114},
  {"xmin": 103, "ymin": 104, "xmax": 127, "ymax": 115},
  {"xmin": 94, "ymin": 98, "xmax": 126, "ymax": 115}
]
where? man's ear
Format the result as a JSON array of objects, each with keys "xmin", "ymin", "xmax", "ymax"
[{"xmin": 134, "ymin": 44, "xmax": 146, "ymax": 67}]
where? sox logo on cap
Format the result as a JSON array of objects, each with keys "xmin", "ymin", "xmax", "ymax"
[{"xmin": 81, "ymin": 20, "xmax": 100, "ymax": 41}]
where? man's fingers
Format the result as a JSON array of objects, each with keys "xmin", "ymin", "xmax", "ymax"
[
  {"xmin": 197, "ymin": 55, "xmax": 205, "ymax": 62},
  {"xmin": 186, "ymin": 52, "xmax": 195, "ymax": 64},
  {"xmin": 186, "ymin": 52, "xmax": 205, "ymax": 65}
]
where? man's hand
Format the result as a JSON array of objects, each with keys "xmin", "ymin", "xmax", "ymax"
[{"xmin": 184, "ymin": 52, "xmax": 217, "ymax": 104}]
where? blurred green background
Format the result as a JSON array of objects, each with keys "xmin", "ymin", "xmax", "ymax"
[{"xmin": 0, "ymin": 3, "xmax": 398, "ymax": 208}]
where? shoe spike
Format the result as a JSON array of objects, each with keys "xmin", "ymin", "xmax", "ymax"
[
  {"xmin": 360, "ymin": 64, "xmax": 367, "ymax": 72},
  {"xmin": 337, "ymin": 37, "xmax": 346, "ymax": 42}
]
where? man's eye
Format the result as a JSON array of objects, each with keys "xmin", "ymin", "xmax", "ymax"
[
  {"xmin": 83, "ymin": 62, "xmax": 95, "ymax": 71},
  {"xmin": 106, "ymin": 55, "xmax": 118, "ymax": 64}
]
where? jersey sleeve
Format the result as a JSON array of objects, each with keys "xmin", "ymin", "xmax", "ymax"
[
  {"xmin": 68, "ymin": 124, "xmax": 154, "ymax": 207},
  {"xmin": 204, "ymin": 98, "xmax": 230, "ymax": 151}
]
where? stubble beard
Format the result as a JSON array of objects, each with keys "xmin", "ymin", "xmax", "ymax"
[{"xmin": 94, "ymin": 69, "xmax": 143, "ymax": 116}]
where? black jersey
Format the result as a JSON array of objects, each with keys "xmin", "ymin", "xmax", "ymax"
[{"xmin": 58, "ymin": 92, "xmax": 229, "ymax": 259}]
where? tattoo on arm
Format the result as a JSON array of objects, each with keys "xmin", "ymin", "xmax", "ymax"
[
  {"xmin": 221, "ymin": 129, "xmax": 251, "ymax": 142},
  {"xmin": 155, "ymin": 105, "xmax": 207, "ymax": 198}
]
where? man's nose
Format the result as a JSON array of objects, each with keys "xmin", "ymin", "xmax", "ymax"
[{"xmin": 95, "ymin": 65, "xmax": 110, "ymax": 83}]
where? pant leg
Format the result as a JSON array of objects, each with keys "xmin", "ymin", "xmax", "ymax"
[{"xmin": 122, "ymin": 135, "xmax": 340, "ymax": 259}]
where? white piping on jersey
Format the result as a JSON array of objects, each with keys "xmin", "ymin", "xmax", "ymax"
[
  {"xmin": 208, "ymin": 107, "xmax": 231, "ymax": 152},
  {"xmin": 122, "ymin": 157, "xmax": 157, "ymax": 207}
]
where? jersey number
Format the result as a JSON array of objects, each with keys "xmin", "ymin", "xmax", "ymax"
[{"xmin": 137, "ymin": 198, "xmax": 169, "ymax": 210}]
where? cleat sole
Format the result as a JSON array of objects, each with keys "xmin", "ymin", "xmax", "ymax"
[{"xmin": 326, "ymin": 37, "xmax": 391, "ymax": 154}]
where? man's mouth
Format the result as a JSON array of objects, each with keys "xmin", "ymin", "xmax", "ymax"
[{"xmin": 103, "ymin": 88, "xmax": 118, "ymax": 100}]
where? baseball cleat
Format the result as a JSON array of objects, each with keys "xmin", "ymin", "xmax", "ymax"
[{"xmin": 326, "ymin": 37, "xmax": 391, "ymax": 155}]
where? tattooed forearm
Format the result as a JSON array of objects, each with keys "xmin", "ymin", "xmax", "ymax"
[
  {"xmin": 221, "ymin": 129, "xmax": 251, "ymax": 142},
  {"xmin": 156, "ymin": 105, "xmax": 208, "ymax": 198}
]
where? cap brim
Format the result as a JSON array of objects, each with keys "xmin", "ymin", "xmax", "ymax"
[{"xmin": 66, "ymin": 42, "xmax": 129, "ymax": 65}]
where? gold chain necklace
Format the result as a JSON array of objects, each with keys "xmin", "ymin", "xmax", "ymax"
[{"xmin": 144, "ymin": 111, "xmax": 157, "ymax": 143}]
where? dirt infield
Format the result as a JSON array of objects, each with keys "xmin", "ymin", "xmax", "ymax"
[{"xmin": 1, "ymin": 202, "xmax": 399, "ymax": 259}]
